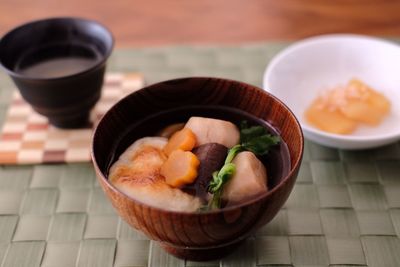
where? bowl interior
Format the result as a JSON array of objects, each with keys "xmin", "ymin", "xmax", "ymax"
[
  {"xmin": 0, "ymin": 17, "xmax": 113, "ymax": 76},
  {"xmin": 107, "ymin": 105, "xmax": 291, "ymax": 190},
  {"xmin": 264, "ymin": 35, "xmax": 400, "ymax": 144},
  {"xmin": 92, "ymin": 77, "xmax": 303, "ymax": 209}
]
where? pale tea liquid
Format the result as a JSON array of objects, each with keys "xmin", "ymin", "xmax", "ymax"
[{"xmin": 14, "ymin": 43, "xmax": 101, "ymax": 78}]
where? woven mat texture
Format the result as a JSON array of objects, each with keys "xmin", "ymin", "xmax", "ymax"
[{"xmin": 0, "ymin": 42, "xmax": 400, "ymax": 267}]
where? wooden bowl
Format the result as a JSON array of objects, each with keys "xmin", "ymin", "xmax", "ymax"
[{"xmin": 91, "ymin": 77, "xmax": 303, "ymax": 261}]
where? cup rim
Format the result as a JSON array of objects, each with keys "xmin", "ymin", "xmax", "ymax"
[
  {"xmin": 91, "ymin": 76, "xmax": 304, "ymax": 215},
  {"xmin": 0, "ymin": 16, "xmax": 114, "ymax": 81}
]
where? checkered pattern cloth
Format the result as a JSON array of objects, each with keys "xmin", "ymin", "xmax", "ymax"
[{"xmin": 0, "ymin": 73, "xmax": 144, "ymax": 164}]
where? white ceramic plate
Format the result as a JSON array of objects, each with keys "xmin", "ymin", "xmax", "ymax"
[{"xmin": 263, "ymin": 34, "xmax": 400, "ymax": 150}]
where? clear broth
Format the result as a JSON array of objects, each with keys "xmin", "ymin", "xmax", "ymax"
[
  {"xmin": 106, "ymin": 106, "xmax": 291, "ymax": 208},
  {"xmin": 14, "ymin": 43, "xmax": 101, "ymax": 78}
]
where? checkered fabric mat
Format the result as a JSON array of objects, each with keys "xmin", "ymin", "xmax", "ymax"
[{"xmin": 0, "ymin": 73, "xmax": 144, "ymax": 164}]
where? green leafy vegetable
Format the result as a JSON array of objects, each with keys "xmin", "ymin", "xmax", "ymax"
[
  {"xmin": 207, "ymin": 121, "xmax": 280, "ymax": 210},
  {"xmin": 208, "ymin": 163, "xmax": 236, "ymax": 209},
  {"xmin": 209, "ymin": 163, "xmax": 236, "ymax": 193},
  {"xmin": 223, "ymin": 145, "xmax": 243, "ymax": 165},
  {"xmin": 240, "ymin": 121, "xmax": 280, "ymax": 155}
]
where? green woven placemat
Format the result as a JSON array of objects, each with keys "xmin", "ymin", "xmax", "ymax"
[{"xmin": 1, "ymin": 41, "xmax": 400, "ymax": 267}]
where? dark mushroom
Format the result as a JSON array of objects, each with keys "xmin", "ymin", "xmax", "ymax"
[{"xmin": 182, "ymin": 143, "xmax": 228, "ymax": 202}]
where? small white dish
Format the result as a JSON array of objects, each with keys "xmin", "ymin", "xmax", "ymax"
[{"xmin": 263, "ymin": 34, "xmax": 400, "ymax": 150}]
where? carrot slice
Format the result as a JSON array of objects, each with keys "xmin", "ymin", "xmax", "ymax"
[
  {"xmin": 160, "ymin": 150, "xmax": 200, "ymax": 187},
  {"xmin": 163, "ymin": 128, "xmax": 196, "ymax": 156}
]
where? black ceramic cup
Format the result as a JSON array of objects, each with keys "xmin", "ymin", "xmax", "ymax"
[{"xmin": 0, "ymin": 17, "xmax": 114, "ymax": 128}]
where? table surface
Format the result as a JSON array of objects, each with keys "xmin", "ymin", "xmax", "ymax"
[
  {"xmin": 1, "ymin": 0, "xmax": 400, "ymax": 46},
  {"xmin": 0, "ymin": 42, "xmax": 400, "ymax": 267}
]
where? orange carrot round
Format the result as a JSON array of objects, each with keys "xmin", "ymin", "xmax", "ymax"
[
  {"xmin": 163, "ymin": 127, "xmax": 196, "ymax": 156},
  {"xmin": 160, "ymin": 150, "xmax": 200, "ymax": 188}
]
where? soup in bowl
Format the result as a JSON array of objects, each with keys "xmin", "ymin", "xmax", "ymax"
[{"xmin": 91, "ymin": 77, "xmax": 303, "ymax": 260}]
